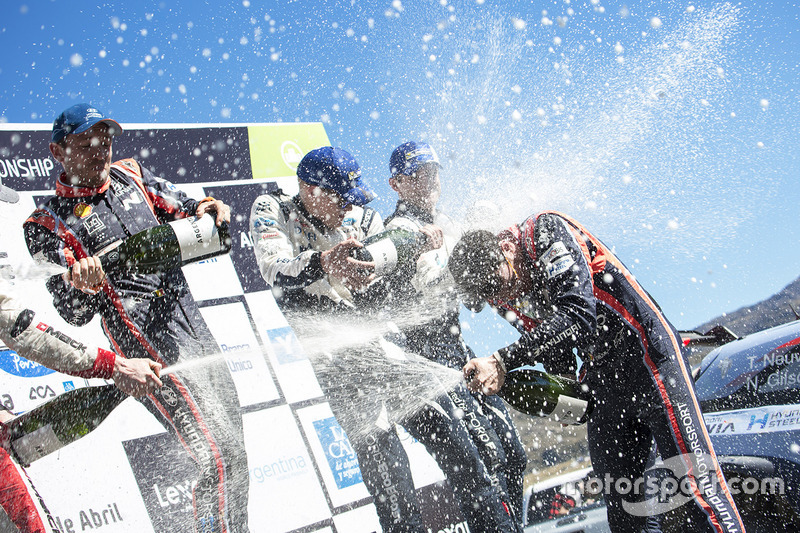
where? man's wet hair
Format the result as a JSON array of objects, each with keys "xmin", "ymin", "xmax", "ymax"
[{"xmin": 448, "ymin": 230, "xmax": 505, "ymax": 309}]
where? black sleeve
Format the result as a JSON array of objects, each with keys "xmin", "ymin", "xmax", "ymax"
[
  {"xmin": 498, "ymin": 214, "xmax": 597, "ymax": 375},
  {"xmin": 23, "ymin": 216, "xmax": 102, "ymax": 327}
]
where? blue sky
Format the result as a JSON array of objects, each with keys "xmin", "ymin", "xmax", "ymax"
[{"xmin": 1, "ymin": 0, "xmax": 799, "ymax": 351}]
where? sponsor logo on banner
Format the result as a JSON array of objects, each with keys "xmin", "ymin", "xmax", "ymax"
[
  {"xmin": 220, "ymin": 342, "xmax": 252, "ymax": 354},
  {"xmin": 249, "ymin": 453, "xmax": 309, "ymax": 483},
  {"xmin": 1, "ymin": 392, "xmax": 14, "ymax": 411},
  {"xmin": 62, "ymin": 380, "xmax": 76, "ymax": 392},
  {"xmin": 312, "ymin": 417, "xmax": 362, "ymax": 489},
  {"xmin": 703, "ymin": 404, "xmax": 800, "ymax": 435},
  {"xmin": 222, "ymin": 342, "xmax": 255, "ymax": 374},
  {"xmin": 266, "ymin": 326, "xmax": 307, "ymax": 364},
  {"xmin": 0, "ymin": 157, "xmax": 55, "ymax": 179},
  {"xmin": 0, "ymin": 350, "xmax": 56, "ymax": 377},
  {"xmin": 51, "ymin": 503, "xmax": 126, "ymax": 533},
  {"xmin": 281, "ymin": 140, "xmax": 303, "ymax": 170},
  {"xmin": 29, "ymin": 384, "xmax": 56, "ymax": 400},
  {"xmin": 122, "ymin": 432, "xmax": 197, "ymax": 533}
]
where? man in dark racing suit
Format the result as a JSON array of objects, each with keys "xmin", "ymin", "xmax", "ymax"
[
  {"xmin": 381, "ymin": 141, "xmax": 527, "ymax": 524},
  {"xmin": 1, "ymin": 181, "xmax": 162, "ymax": 533},
  {"xmin": 249, "ymin": 146, "xmax": 518, "ymax": 532},
  {"xmin": 23, "ymin": 104, "xmax": 249, "ymax": 533},
  {"xmin": 449, "ymin": 212, "xmax": 747, "ymax": 533}
]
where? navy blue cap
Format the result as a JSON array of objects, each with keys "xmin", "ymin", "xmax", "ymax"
[
  {"xmin": 51, "ymin": 103, "xmax": 123, "ymax": 143},
  {"xmin": 389, "ymin": 141, "xmax": 441, "ymax": 178},
  {"xmin": 0, "ymin": 182, "xmax": 19, "ymax": 203},
  {"xmin": 296, "ymin": 146, "xmax": 376, "ymax": 207}
]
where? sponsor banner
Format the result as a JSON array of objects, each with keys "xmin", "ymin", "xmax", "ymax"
[
  {"xmin": 0, "ymin": 349, "xmax": 56, "ymax": 379},
  {"xmin": 181, "ymin": 254, "xmax": 244, "ymax": 301},
  {"xmin": 199, "ymin": 302, "xmax": 280, "ymax": 407},
  {"xmin": 0, "ymin": 130, "xmax": 56, "ymax": 190},
  {"xmin": 0, "ymin": 351, "xmax": 108, "ymax": 414},
  {"xmin": 295, "ymin": 403, "xmax": 370, "ymax": 507},
  {"xmin": 24, "ymin": 400, "xmax": 166, "ymax": 533},
  {"xmin": 0, "ymin": 126, "xmax": 255, "ymax": 192},
  {"xmin": 122, "ymin": 432, "xmax": 196, "ymax": 533},
  {"xmin": 265, "ymin": 326, "xmax": 307, "ymax": 365},
  {"xmin": 246, "ymin": 123, "xmax": 330, "ymax": 180},
  {"xmin": 243, "ymin": 406, "xmax": 331, "ymax": 531},
  {"xmin": 246, "ymin": 291, "xmax": 323, "ymax": 404},
  {"xmin": 703, "ymin": 404, "xmax": 800, "ymax": 435},
  {"xmin": 204, "ymin": 182, "xmax": 278, "ymax": 294},
  {"xmin": 330, "ymin": 504, "xmax": 383, "ymax": 533}
]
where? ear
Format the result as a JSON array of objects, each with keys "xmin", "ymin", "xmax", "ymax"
[
  {"xmin": 49, "ymin": 142, "xmax": 65, "ymax": 163},
  {"xmin": 388, "ymin": 177, "xmax": 401, "ymax": 193}
]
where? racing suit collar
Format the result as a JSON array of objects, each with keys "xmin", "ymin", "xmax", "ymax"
[
  {"xmin": 393, "ymin": 200, "xmax": 434, "ymax": 225},
  {"xmin": 55, "ymin": 171, "xmax": 111, "ymax": 198},
  {"xmin": 291, "ymin": 194, "xmax": 332, "ymax": 233}
]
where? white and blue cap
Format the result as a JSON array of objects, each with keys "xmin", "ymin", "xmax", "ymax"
[
  {"xmin": 297, "ymin": 146, "xmax": 377, "ymax": 207},
  {"xmin": 51, "ymin": 103, "xmax": 122, "ymax": 143},
  {"xmin": 389, "ymin": 141, "xmax": 441, "ymax": 178}
]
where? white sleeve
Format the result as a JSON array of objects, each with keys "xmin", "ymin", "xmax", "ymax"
[
  {"xmin": 0, "ymin": 292, "xmax": 108, "ymax": 376},
  {"xmin": 249, "ymin": 194, "xmax": 317, "ymax": 286}
]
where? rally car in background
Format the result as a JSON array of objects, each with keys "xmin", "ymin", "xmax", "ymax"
[
  {"xmin": 522, "ymin": 467, "xmax": 611, "ymax": 533},
  {"xmin": 691, "ymin": 319, "xmax": 800, "ymax": 531},
  {"xmin": 522, "ymin": 318, "xmax": 800, "ymax": 532}
]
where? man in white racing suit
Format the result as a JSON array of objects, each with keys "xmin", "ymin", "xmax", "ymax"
[{"xmin": 250, "ymin": 146, "xmax": 518, "ymax": 532}]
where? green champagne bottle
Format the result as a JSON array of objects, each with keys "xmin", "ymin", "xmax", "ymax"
[
  {"xmin": 100, "ymin": 213, "xmax": 231, "ymax": 274},
  {"xmin": 1, "ymin": 384, "xmax": 127, "ymax": 466},
  {"xmin": 499, "ymin": 368, "xmax": 593, "ymax": 425},
  {"xmin": 352, "ymin": 229, "xmax": 427, "ymax": 276}
]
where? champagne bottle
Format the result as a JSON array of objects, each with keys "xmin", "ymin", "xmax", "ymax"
[
  {"xmin": 352, "ymin": 229, "xmax": 427, "ymax": 276},
  {"xmin": 100, "ymin": 213, "xmax": 231, "ymax": 274},
  {"xmin": 0, "ymin": 384, "xmax": 127, "ymax": 466},
  {"xmin": 499, "ymin": 368, "xmax": 592, "ymax": 425}
]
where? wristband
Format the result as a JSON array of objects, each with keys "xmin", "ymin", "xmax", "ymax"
[
  {"xmin": 74, "ymin": 348, "xmax": 117, "ymax": 379},
  {"xmin": 199, "ymin": 196, "xmax": 216, "ymax": 204}
]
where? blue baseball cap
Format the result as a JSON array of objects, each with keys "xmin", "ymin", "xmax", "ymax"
[
  {"xmin": 296, "ymin": 146, "xmax": 376, "ymax": 207},
  {"xmin": 389, "ymin": 141, "xmax": 442, "ymax": 178},
  {"xmin": 51, "ymin": 103, "xmax": 123, "ymax": 143}
]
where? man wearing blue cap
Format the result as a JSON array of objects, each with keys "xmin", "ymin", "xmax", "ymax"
[
  {"xmin": 250, "ymin": 146, "xmax": 522, "ymax": 532},
  {"xmin": 381, "ymin": 141, "xmax": 528, "ymax": 528},
  {"xmin": 23, "ymin": 103, "xmax": 250, "ymax": 533},
  {"xmin": 250, "ymin": 145, "xmax": 383, "ymax": 309},
  {"xmin": 252, "ymin": 146, "xmax": 427, "ymax": 527}
]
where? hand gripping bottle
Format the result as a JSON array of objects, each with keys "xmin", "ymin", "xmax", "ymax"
[
  {"xmin": 99, "ymin": 213, "xmax": 231, "ymax": 274},
  {"xmin": 0, "ymin": 384, "xmax": 127, "ymax": 466},
  {"xmin": 351, "ymin": 228, "xmax": 427, "ymax": 276},
  {"xmin": 499, "ymin": 368, "xmax": 593, "ymax": 425}
]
